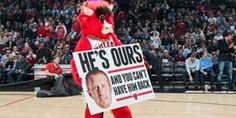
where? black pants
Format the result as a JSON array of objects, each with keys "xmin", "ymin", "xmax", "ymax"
[
  {"xmin": 200, "ymin": 69, "xmax": 215, "ymax": 87},
  {"xmin": 190, "ymin": 70, "xmax": 200, "ymax": 87}
]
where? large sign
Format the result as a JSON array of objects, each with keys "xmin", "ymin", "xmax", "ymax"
[{"xmin": 73, "ymin": 43, "xmax": 155, "ymax": 114}]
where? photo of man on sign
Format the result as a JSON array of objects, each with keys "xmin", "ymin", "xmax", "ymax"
[{"xmin": 86, "ymin": 69, "xmax": 112, "ymax": 109}]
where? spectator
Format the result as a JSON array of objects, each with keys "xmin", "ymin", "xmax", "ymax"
[
  {"xmin": 199, "ymin": 51, "xmax": 215, "ymax": 90},
  {"xmin": 214, "ymin": 32, "xmax": 223, "ymax": 41},
  {"xmin": 37, "ymin": 22, "xmax": 46, "ymax": 38},
  {"xmin": 150, "ymin": 31, "xmax": 161, "ymax": 50},
  {"xmin": 45, "ymin": 22, "xmax": 54, "ymax": 41},
  {"xmin": 207, "ymin": 13, "xmax": 217, "ymax": 25},
  {"xmin": 208, "ymin": 40, "xmax": 218, "ymax": 53},
  {"xmin": 185, "ymin": 52, "xmax": 200, "ymax": 89},
  {"xmin": 161, "ymin": 50, "xmax": 173, "ymax": 63},
  {"xmin": 22, "ymin": 42, "xmax": 31, "ymax": 55},
  {"xmin": 183, "ymin": 44, "xmax": 192, "ymax": 58},
  {"xmin": 26, "ymin": 50, "xmax": 36, "ymax": 67},
  {"xmin": 55, "ymin": 21, "xmax": 67, "ymax": 42},
  {"xmin": 11, "ymin": 46, "xmax": 19, "ymax": 57},
  {"xmin": 36, "ymin": 43, "xmax": 51, "ymax": 64},
  {"xmin": 1, "ymin": 47, "xmax": 11, "ymax": 66},
  {"xmin": 2, "ymin": 54, "xmax": 16, "ymax": 83},
  {"xmin": 7, "ymin": 53, "xmax": 30, "ymax": 83},
  {"xmin": 216, "ymin": 31, "xmax": 236, "ymax": 91},
  {"xmin": 161, "ymin": 34, "xmax": 172, "ymax": 51},
  {"xmin": 64, "ymin": 14, "xmax": 72, "ymax": 32},
  {"xmin": 170, "ymin": 43, "xmax": 179, "ymax": 57},
  {"xmin": 68, "ymin": 28, "xmax": 78, "ymax": 40},
  {"xmin": 140, "ymin": 39, "xmax": 150, "ymax": 51},
  {"xmin": 174, "ymin": 48, "xmax": 185, "ymax": 62},
  {"xmin": 71, "ymin": 14, "xmax": 80, "ymax": 33},
  {"xmin": 61, "ymin": 45, "xmax": 72, "ymax": 64}
]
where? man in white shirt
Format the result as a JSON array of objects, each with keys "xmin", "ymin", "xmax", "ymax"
[{"xmin": 185, "ymin": 52, "xmax": 200, "ymax": 89}]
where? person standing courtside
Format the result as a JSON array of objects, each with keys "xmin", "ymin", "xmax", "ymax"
[{"xmin": 217, "ymin": 31, "xmax": 236, "ymax": 91}]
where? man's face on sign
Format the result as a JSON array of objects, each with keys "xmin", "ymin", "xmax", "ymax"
[{"xmin": 87, "ymin": 73, "xmax": 112, "ymax": 108}]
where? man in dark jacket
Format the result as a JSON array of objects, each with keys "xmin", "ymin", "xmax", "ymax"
[
  {"xmin": 217, "ymin": 31, "xmax": 236, "ymax": 91},
  {"xmin": 36, "ymin": 43, "xmax": 51, "ymax": 64}
]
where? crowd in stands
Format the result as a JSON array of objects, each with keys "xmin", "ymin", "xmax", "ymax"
[{"xmin": 0, "ymin": 0, "xmax": 236, "ymax": 91}]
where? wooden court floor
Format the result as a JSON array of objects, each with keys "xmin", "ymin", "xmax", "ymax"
[{"xmin": 0, "ymin": 92, "xmax": 236, "ymax": 118}]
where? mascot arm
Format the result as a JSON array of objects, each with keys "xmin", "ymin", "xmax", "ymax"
[
  {"xmin": 71, "ymin": 37, "xmax": 91, "ymax": 87},
  {"xmin": 112, "ymin": 33, "xmax": 123, "ymax": 46}
]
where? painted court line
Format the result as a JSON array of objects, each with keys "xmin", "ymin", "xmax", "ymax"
[{"xmin": 0, "ymin": 95, "xmax": 34, "ymax": 108}]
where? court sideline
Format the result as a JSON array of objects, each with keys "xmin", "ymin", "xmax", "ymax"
[{"xmin": 0, "ymin": 92, "xmax": 236, "ymax": 118}]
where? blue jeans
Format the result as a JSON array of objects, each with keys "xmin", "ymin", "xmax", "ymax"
[
  {"xmin": 7, "ymin": 70, "xmax": 27, "ymax": 83},
  {"xmin": 217, "ymin": 61, "xmax": 233, "ymax": 90}
]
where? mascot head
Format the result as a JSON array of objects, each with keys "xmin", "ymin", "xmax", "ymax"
[{"xmin": 78, "ymin": 0, "xmax": 114, "ymax": 39}]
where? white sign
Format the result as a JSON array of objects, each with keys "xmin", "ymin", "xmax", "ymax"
[{"xmin": 73, "ymin": 43, "xmax": 155, "ymax": 114}]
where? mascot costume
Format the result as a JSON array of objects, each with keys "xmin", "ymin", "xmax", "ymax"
[{"xmin": 71, "ymin": 0, "xmax": 133, "ymax": 118}]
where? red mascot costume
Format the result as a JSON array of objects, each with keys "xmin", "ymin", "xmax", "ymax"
[{"xmin": 70, "ymin": 0, "xmax": 133, "ymax": 118}]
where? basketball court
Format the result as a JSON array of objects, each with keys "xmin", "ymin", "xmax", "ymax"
[{"xmin": 0, "ymin": 92, "xmax": 236, "ymax": 118}]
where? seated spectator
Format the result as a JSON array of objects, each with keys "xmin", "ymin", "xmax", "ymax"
[
  {"xmin": 36, "ymin": 43, "xmax": 51, "ymax": 64},
  {"xmin": 150, "ymin": 31, "xmax": 161, "ymax": 50},
  {"xmin": 185, "ymin": 52, "xmax": 200, "ymax": 89},
  {"xmin": 214, "ymin": 32, "xmax": 223, "ymax": 41},
  {"xmin": 0, "ymin": 47, "xmax": 11, "ymax": 67},
  {"xmin": 26, "ymin": 50, "xmax": 36, "ymax": 67},
  {"xmin": 157, "ymin": 46, "xmax": 165, "ymax": 57},
  {"xmin": 174, "ymin": 48, "xmax": 185, "ymax": 62},
  {"xmin": 37, "ymin": 22, "xmax": 46, "ymax": 38},
  {"xmin": 161, "ymin": 50, "xmax": 173, "ymax": 63},
  {"xmin": 170, "ymin": 43, "xmax": 179, "ymax": 57},
  {"xmin": 208, "ymin": 40, "xmax": 218, "ymax": 53},
  {"xmin": 140, "ymin": 39, "xmax": 150, "ymax": 51},
  {"xmin": 61, "ymin": 45, "xmax": 72, "ymax": 64},
  {"xmin": 11, "ymin": 46, "xmax": 19, "ymax": 57},
  {"xmin": 199, "ymin": 51, "xmax": 215, "ymax": 90},
  {"xmin": 7, "ymin": 53, "xmax": 31, "ymax": 83},
  {"xmin": 183, "ymin": 44, "xmax": 192, "ymax": 58},
  {"xmin": 22, "ymin": 42, "xmax": 31, "ymax": 55},
  {"xmin": 2, "ymin": 54, "xmax": 16, "ymax": 84}
]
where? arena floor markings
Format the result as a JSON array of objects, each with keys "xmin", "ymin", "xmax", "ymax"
[{"xmin": 0, "ymin": 92, "xmax": 236, "ymax": 118}]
